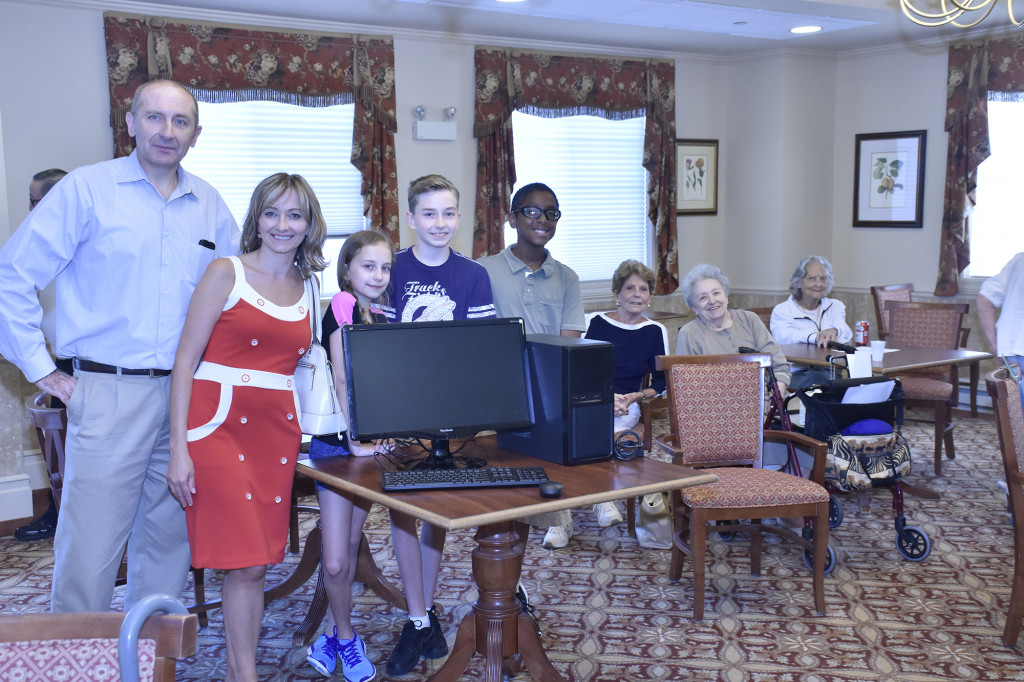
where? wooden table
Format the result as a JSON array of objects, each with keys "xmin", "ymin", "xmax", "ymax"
[
  {"xmin": 780, "ymin": 343, "xmax": 991, "ymax": 416},
  {"xmin": 298, "ymin": 437, "xmax": 716, "ymax": 682}
]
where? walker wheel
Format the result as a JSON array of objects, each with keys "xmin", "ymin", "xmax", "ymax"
[
  {"xmin": 803, "ymin": 543, "xmax": 836, "ymax": 575},
  {"xmin": 828, "ymin": 495, "xmax": 844, "ymax": 529},
  {"xmin": 896, "ymin": 526, "xmax": 931, "ymax": 561}
]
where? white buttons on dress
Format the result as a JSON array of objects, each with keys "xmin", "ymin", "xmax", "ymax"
[
  {"xmin": 298, "ymin": 348, "xmax": 306, "ymax": 355},
  {"xmin": 245, "ymin": 493, "xmax": 252, "ymax": 500},
  {"xmin": 280, "ymin": 457, "xmax": 288, "ymax": 464},
  {"xmin": 287, "ymin": 413, "xmax": 294, "ymax": 420},
  {"xmin": 257, "ymin": 298, "xmax": 265, "ymax": 306},
  {"xmin": 274, "ymin": 496, "xmax": 282, "ymax": 503},
  {"xmin": 251, "ymin": 339, "xmax": 258, "ymax": 346},
  {"xmin": 239, "ymin": 454, "xmax": 245, "ymax": 461},
  {"xmin": 286, "ymin": 379, "xmax": 293, "ymax": 388},
  {"xmin": 240, "ymin": 417, "xmax": 248, "ymax": 424},
  {"xmin": 241, "ymin": 374, "xmax": 250, "ymax": 383}
]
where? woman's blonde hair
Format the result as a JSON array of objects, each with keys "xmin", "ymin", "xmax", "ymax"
[{"xmin": 241, "ymin": 173, "xmax": 328, "ymax": 278}]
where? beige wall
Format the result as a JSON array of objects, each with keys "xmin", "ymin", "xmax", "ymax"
[{"xmin": 0, "ymin": 0, "xmax": 986, "ymax": 513}]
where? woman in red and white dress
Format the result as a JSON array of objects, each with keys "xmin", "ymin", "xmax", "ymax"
[{"xmin": 168, "ymin": 173, "xmax": 327, "ymax": 682}]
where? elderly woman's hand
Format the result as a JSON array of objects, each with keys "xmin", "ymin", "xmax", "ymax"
[{"xmin": 813, "ymin": 327, "xmax": 839, "ymax": 348}]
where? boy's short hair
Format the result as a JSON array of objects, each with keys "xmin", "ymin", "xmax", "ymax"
[
  {"xmin": 32, "ymin": 169, "xmax": 68, "ymax": 195},
  {"xmin": 408, "ymin": 174, "xmax": 459, "ymax": 213},
  {"xmin": 510, "ymin": 182, "xmax": 558, "ymax": 213}
]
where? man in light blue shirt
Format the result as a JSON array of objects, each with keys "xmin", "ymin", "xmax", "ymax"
[{"xmin": 0, "ymin": 80, "xmax": 239, "ymax": 612}]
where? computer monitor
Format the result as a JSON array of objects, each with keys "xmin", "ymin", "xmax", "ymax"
[{"xmin": 342, "ymin": 317, "xmax": 533, "ymax": 469}]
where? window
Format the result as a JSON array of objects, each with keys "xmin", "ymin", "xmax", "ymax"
[
  {"xmin": 184, "ymin": 100, "xmax": 365, "ymax": 296},
  {"xmin": 967, "ymin": 98, "xmax": 1024, "ymax": 278},
  {"xmin": 507, "ymin": 111, "xmax": 649, "ymax": 284}
]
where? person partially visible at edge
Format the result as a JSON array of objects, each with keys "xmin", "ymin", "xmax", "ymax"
[
  {"xmin": 477, "ymin": 182, "xmax": 604, "ymax": 550},
  {"xmin": 676, "ymin": 262, "xmax": 791, "ymax": 397},
  {"xmin": 14, "ymin": 167, "xmax": 68, "ymax": 544},
  {"xmin": 978, "ymin": 252, "xmax": 1024, "ymax": 404},
  {"xmin": 378, "ymin": 174, "xmax": 495, "ymax": 678},
  {"xmin": 771, "ymin": 255, "xmax": 852, "ymax": 389},
  {"xmin": 0, "ymin": 79, "xmax": 239, "ymax": 613}
]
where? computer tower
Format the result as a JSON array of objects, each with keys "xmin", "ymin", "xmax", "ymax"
[{"xmin": 498, "ymin": 334, "xmax": 614, "ymax": 465}]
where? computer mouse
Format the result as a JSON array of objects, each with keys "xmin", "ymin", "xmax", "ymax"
[{"xmin": 538, "ymin": 480, "xmax": 564, "ymax": 499}]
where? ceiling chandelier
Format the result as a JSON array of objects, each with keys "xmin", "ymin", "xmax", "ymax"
[{"xmin": 900, "ymin": 0, "xmax": 1023, "ymax": 27}]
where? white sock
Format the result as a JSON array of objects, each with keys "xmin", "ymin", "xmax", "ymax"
[{"xmin": 410, "ymin": 614, "xmax": 430, "ymax": 629}]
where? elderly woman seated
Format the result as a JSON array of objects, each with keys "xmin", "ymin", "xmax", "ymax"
[
  {"xmin": 771, "ymin": 255, "xmax": 852, "ymax": 389},
  {"xmin": 675, "ymin": 263, "xmax": 791, "ymax": 395},
  {"xmin": 586, "ymin": 260, "xmax": 669, "ymax": 434}
]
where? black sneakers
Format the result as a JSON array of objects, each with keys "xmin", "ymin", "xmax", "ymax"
[
  {"xmin": 14, "ymin": 511, "xmax": 57, "ymax": 542},
  {"xmin": 385, "ymin": 606, "xmax": 448, "ymax": 676}
]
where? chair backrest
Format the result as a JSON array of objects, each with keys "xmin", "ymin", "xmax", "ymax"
[
  {"xmin": 871, "ymin": 283, "xmax": 914, "ymax": 340},
  {"xmin": 986, "ymin": 367, "xmax": 1024, "ymax": 520},
  {"xmin": 744, "ymin": 307, "xmax": 775, "ymax": 330},
  {"xmin": 0, "ymin": 605, "xmax": 197, "ymax": 682},
  {"xmin": 656, "ymin": 353, "xmax": 768, "ymax": 467},
  {"xmin": 885, "ymin": 300, "xmax": 967, "ymax": 350},
  {"xmin": 25, "ymin": 392, "xmax": 68, "ymax": 510}
]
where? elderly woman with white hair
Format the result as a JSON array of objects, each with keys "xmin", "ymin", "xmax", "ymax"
[
  {"xmin": 675, "ymin": 263, "xmax": 791, "ymax": 395},
  {"xmin": 770, "ymin": 255, "xmax": 852, "ymax": 348}
]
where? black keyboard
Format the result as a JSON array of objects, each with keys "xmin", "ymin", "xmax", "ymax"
[{"xmin": 381, "ymin": 466, "xmax": 549, "ymax": 492}]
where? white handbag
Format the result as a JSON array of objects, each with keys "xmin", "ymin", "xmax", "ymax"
[{"xmin": 294, "ymin": 277, "xmax": 347, "ymax": 436}]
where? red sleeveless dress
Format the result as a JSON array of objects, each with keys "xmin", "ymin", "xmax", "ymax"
[{"xmin": 185, "ymin": 257, "xmax": 312, "ymax": 569}]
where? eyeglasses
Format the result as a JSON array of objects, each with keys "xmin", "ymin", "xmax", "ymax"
[
  {"xmin": 517, "ymin": 206, "xmax": 561, "ymax": 221},
  {"xmin": 29, "ymin": 196, "xmax": 42, "ymax": 209}
]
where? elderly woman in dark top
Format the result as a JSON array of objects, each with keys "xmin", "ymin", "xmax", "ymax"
[
  {"xmin": 675, "ymin": 263, "xmax": 791, "ymax": 395},
  {"xmin": 585, "ymin": 260, "xmax": 669, "ymax": 433}
]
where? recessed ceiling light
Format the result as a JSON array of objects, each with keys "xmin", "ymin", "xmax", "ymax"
[{"xmin": 791, "ymin": 25, "xmax": 822, "ymax": 34}]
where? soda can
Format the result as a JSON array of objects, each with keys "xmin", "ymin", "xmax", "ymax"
[{"xmin": 855, "ymin": 320, "xmax": 869, "ymax": 346}]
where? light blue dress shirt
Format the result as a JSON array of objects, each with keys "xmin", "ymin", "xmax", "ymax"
[{"xmin": 0, "ymin": 151, "xmax": 239, "ymax": 382}]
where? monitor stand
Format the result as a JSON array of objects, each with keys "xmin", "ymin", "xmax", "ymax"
[{"xmin": 404, "ymin": 438, "xmax": 485, "ymax": 471}]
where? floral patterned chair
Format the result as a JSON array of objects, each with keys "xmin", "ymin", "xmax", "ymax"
[
  {"xmin": 884, "ymin": 301, "xmax": 968, "ymax": 474},
  {"xmin": 0, "ymin": 595, "xmax": 196, "ymax": 682},
  {"xmin": 985, "ymin": 366, "xmax": 1024, "ymax": 648},
  {"xmin": 654, "ymin": 353, "xmax": 831, "ymax": 620}
]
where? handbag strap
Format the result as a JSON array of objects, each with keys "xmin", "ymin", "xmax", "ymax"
[{"xmin": 306, "ymin": 276, "xmax": 323, "ymax": 345}]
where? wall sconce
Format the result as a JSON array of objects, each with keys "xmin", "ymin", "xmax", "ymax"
[{"xmin": 412, "ymin": 105, "xmax": 457, "ymax": 141}]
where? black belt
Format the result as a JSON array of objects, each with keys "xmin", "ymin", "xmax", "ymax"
[{"xmin": 73, "ymin": 358, "xmax": 171, "ymax": 377}]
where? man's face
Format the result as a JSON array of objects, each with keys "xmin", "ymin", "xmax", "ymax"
[
  {"xmin": 28, "ymin": 180, "xmax": 46, "ymax": 211},
  {"xmin": 125, "ymin": 83, "xmax": 201, "ymax": 175},
  {"xmin": 509, "ymin": 189, "xmax": 559, "ymax": 249},
  {"xmin": 407, "ymin": 189, "xmax": 460, "ymax": 250}
]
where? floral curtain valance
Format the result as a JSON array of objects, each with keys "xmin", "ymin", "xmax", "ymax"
[
  {"xmin": 473, "ymin": 47, "xmax": 678, "ymax": 294},
  {"xmin": 103, "ymin": 12, "xmax": 400, "ymax": 239},
  {"xmin": 936, "ymin": 36, "xmax": 1024, "ymax": 295}
]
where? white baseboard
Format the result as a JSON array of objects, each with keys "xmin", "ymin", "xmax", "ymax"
[
  {"xmin": 0, "ymin": 473, "xmax": 34, "ymax": 523},
  {"xmin": 22, "ymin": 449, "xmax": 48, "ymax": 490}
]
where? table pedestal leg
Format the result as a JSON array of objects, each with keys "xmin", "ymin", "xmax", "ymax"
[{"xmin": 428, "ymin": 522, "xmax": 565, "ymax": 682}]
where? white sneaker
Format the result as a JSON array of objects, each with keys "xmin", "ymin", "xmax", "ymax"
[
  {"xmin": 542, "ymin": 521, "xmax": 573, "ymax": 548},
  {"xmin": 594, "ymin": 502, "xmax": 624, "ymax": 528}
]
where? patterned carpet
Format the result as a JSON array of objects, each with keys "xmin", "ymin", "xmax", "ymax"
[{"xmin": 2, "ymin": 412, "xmax": 1023, "ymax": 681}]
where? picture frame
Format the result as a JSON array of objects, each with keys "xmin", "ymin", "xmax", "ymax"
[
  {"xmin": 853, "ymin": 130, "xmax": 926, "ymax": 228},
  {"xmin": 676, "ymin": 138, "xmax": 718, "ymax": 215}
]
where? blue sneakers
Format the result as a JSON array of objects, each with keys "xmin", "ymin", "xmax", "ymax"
[
  {"xmin": 306, "ymin": 628, "xmax": 340, "ymax": 677},
  {"xmin": 338, "ymin": 632, "xmax": 376, "ymax": 682},
  {"xmin": 307, "ymin": 627, "xmax": 376, "ymax": 681}
]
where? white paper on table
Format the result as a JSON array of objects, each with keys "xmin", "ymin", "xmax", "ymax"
[
  {"xmin": 841, "ymin": 379, "xmax": 896, "ymax": 404},
  {"xmin": 846, "ymin": 347, "xmax": 873, "ymax": 378}
]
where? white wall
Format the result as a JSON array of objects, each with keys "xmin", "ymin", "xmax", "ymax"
[
  {"xmin": 0, "ymin": 0, "xmax": 952, "ymax": 290},
  {"xmin": 832, "ymin": 42, "xmax": 949, "ymax": 292},
  {"xmin": 0, "ymin": 1, "xmax": 111, "ymax": 239}
]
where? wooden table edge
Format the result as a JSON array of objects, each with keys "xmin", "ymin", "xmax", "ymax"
[{"xmin": 296, "ymin": 461, "xmax": 717, "ymax": 531}]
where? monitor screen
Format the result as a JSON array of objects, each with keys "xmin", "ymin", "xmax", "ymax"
[{"xmin": 342, "ymin": 317, "xmax": 534, "ymax": 467}]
